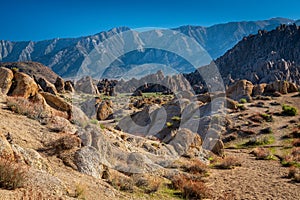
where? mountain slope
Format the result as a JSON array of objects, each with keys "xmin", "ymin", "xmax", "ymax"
[
  {"xmin": 0, "ymin": 18, "xmax": 296, "ymax": 78},
  {"xmin": 184, "ymin": 24, "xmax": 300, "ymax": 90}
]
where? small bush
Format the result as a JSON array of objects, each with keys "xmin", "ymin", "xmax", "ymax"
[
  {"xmin": 111, "ymin": 175, "xmax": 134, "ymax": 192},
  {"xmin": 182, "ymin": 180, "xmax": 212, "ymax": 199},
  {"xmin": 0, "ymin": 157, "xmax": 27, "ymax": 190},
  {"xmin": 166, "ymin": 122, "xmax": 173, "ymax": 128},
  {"xmin": 171, "ymin": 116, "xmax": 181, "ymax": 121},
  {"xmin": 73, "ymin": 183, "xmax": 86, "ymax": 199},
  {"xmin": 287, "ymin": 167, "xmax": 300, "ymax": 183},
  {"xmin": 133, "ymin": 174, "xmax": 161, "ymax": 194},
  {"xmin": 214, "ymin": 156, "xmax": 241, "ymax": 169},
  {"xmin": 237, "ymin": 104, "xmax": 246, "ymax": 110},
  {"xmin": 239, "ymin": 98, "xmax": 247, "ymax": 104},
  {"xmin": 170, "ymin": 175, "xmax": 212, "ymax": 199},
  {"xmin": 243, "ymin": 135, "xmax": 275, "ymax": 147},
  {"xmin": 182, "ymin": 159, "xmax": 208, "ymax": 175},
  {"xmin": 90, "ymin": 119, "xmax": 98, "ymax": 124},
  {"xmin": 292, "ymin": 139, "xmax": 300, "ymax": 147},
  {"xmin": 260, "ymin": 113, "xmax": 273, "ymax": 122},
  {"xmin": 7, "ymin": 96, "xmax": 49, "ymax": 119},
  {"xmin": 282, "ymin": 104, "xmax": 298, "ymax": 116},
  {"xmin": 260, "ymin": 127, "xmax": 273, "ymax": 134},
  {"xmin": 252, "ymin": 148, "xmax": 274, "ymax": 160}
]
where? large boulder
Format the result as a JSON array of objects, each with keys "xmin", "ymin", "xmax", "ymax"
[
  {"xmin": 0, "ymin": 132, "xmax": 14, "ymax": 158},
  {"xmin": 226, "ymin": 80, "xmax": 254, "ymax": 102},
  {"xmin": 252, "ymin": 83, "xmax": 267, "ymax": 96},
  {"xmin": 264, "ymin": 80, "xmax": 290, "ymax": 94},
  {"xmin": 64, "ymin": 81, "xmax": 75, "ymax": 93},
  {"xmin": 40, "ymin": 92, "xmax": 72, "ymax": 113},
  {"xmin": 54, "ymin": 77, "xmax": 65, "ymax": 93},
  {"xmin": 36, "ymin": 77, "xmax": 57, "ymax": 95},
  {"xmin": 168, "ymin": 128, "xmax": 203, "ymax": 158},
  {"xmin": 203, "ymin": 138, "xmax": 224, "ymax": 156},
  {"xmin": 96, "ymin": 101, "xmax": 113, "ymax": 121},
  {"xmin": 0, "ymin": 67, "xmax": 14, "ymax": 95},
  {"xmin": 75, "ymin": 76, "xmax": 99, "ymax": 94},
  {"xmin": 9, "ymin": 72, "xmax": 39, "ymax": 98},
  {"xmin": 74, "ymin": 146, "xmax": 105, "ymax": 179}
]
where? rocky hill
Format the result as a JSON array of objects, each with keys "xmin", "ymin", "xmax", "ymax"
[
  {"xmin": 183, "ymin": 24, "xmax": 300, "ymax": 92},
  {"xmin": 0, "ymin": 18, "xmax": 297, "ymax": 78},
  {"xmin": 217, "ymin": 24, "xmax": 300, "ymax": 85},
  {"xmin": 0, "ymin": 62, "xmax": 59, "ymax": 83}
]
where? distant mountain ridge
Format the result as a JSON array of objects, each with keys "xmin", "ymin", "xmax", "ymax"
[{"xmin": 0, "ymin": 18, "xmax": 299, "ymax": 78}]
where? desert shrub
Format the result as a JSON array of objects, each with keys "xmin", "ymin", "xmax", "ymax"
[
  {"xmin": 243, "ymin": 135, "xmax": 275, "ymax": 147},
  {"xmin": 291, "ymin": 130, "xmax": 300, "ymax": 138},
  {"xmin": 214, "ymin": 156, "xmax": 241, "ymax": 169},
  {"xmin": 171, "ymin": 116, "xmax": 181, "ymax": 121},
  {"xmin": 170, "ymin": 175, "xmax": 212, "ymax": 199},
  {"xmin": 0, "ymin": 156, "xmax": 27, "ymax": 190},
  {"xmin": 111, "ymin": 175, "xmax": 134, "ymax": 192},
  {"xmin": 292, "ymin": 139, "xmax": 300, "ymax": 147},
  {"xmin": 252, "ymin": 148, "xmax": 274, "ymax": 160},
  {"xmin": 288, "ymin": 167, "xmax": 300, "ymax": 183},
  {"xmin": 239, "ymin": 98, "xmax": 247, "ymax": 104},
  {"xmin": 237, "ymin": 104, "xmax": 246, "ymax": 110},
  {"xmin": 90, "ymin": 119, "xmax": 98, "ymax": 124},
  {"xmin": 182, "ymin": 180, "xmax": 212, "ymax": 199},
  {"xmin": 133, "ymin": 175, "xmax": 161, "ymax": 194},
  {"xmin": 260, "ymin": 113, "xmax": 273, "ymax": 122},
  {"xmin": 7, "ymin": 96, "xmax": 49, "ymax": 119},
  {"xmin": 281, "ymin": 148, "xmax": 300, "ymax": 167},
  {"xmin": 282, "ymin": 104, "xmax": 298, "ymax": 116},
  {"xmin": 166, "ymin": 122, "xmax": 173, "ymax": 128},
  {"xmin": 182, "ymin": 159, "xmax": 208, "ymax": 175},
  {"xmin": 260, "ymin": 127, "xmax": 273, "ymax": 134},
  {"xmin": 73, "ymin": 183, "xmax": 86, "ymax": 199}
]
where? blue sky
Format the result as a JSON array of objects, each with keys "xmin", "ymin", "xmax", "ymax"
[{"xmin": 1, "ymin": 0, "xmax": 300, "ymax": 41}]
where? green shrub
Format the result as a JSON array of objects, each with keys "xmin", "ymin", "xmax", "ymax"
[
  {"xmin": 260, "ymin": 113, "xmax": 273, "ymax": 122},
  {"xmin": 243, "ymin": 135, "xmax": 275, "ymax": 147},
  {"xmin": 282, "ymin": 104, "xmax": 298, "ymax": 116},
  {"xmin": 166, "ymin": 122, "xmax": 173, "ymax": 128},
  {"xmin": 171, "ymin": 116, "xmax": 181, "ymax": 121},
  {"xmin": 239, "ymin": 98, "xmax": 247, "ymax": 104}
]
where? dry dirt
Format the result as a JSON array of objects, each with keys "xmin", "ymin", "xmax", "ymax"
[{"xmin": 207, "ymin": 93, "xmax": 300, "ymax": 200}]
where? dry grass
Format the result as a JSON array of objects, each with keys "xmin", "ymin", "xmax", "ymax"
[
  {"xmin": 0, "ymin": 156, "xmax": 27, "ymax": 190},
  {"xmin": 292, "ymin": 139, "xmax": 300, "ymax": 147},
  {"xmin": 214, "ymin": 156, "xmax": 242, "ymax": 169},
  {"xmin": 252, "ymin": 148, "xmax": 274, "ymax": 160},
  {"xmin": 110, "ymin": 173, "xmax": 134, "ymax": 192},
  {"xmin": 132, "ymin": 174, "xmax": 162, "ymax": 194},
  {"xmin": 182, "ymin": 159, "xmax": 208, "ymax": 175},
  {"xmin": 170, "ymin": 174, "xmax": 212, "ymax": 199},
  {"xmin": 6, "ymin": 96, "xmax": 49, "ymax": 119}
]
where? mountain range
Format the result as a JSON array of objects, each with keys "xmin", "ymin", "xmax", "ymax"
[{"xmin": 0, "ymin": 18, "xmax": 299, "ymax": 79}]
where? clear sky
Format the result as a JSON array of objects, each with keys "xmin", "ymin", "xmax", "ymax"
[{"xmin": 1, "ymin": 0, "xmax": 300, "ymax": 41}]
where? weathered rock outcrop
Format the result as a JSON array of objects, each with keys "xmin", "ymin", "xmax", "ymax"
[
  {"xmin": 54, "ymin": 77, "xmax": 65, "ymax": 93},
  {"xmin": 36, "ymin": 77, "xmax": 57, "ymax": 95},
  {"xmin": 226, "ymin": 80, "xmax": 254, "ymax": 102},
  {"xmin": 96, "ymin": 101, "xmax": 113, "ymax": 121},
  {"xmin": 75, "ymin": 76, "xmax": 99, "ymax": 94},
  {"xmin": 64, "ymin": 81, "xmax": 75, "ymax": 93},
  {"xmin": 9, "ymin": 72, "xmax": 39, "ymax": 98},
  {"xmin": 40, "ymin": 92, "xmax": 72, "ymax": 113},
  {"xmin": 0, "ymin": 67, "xmax": 14, "ymax": 95}
]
